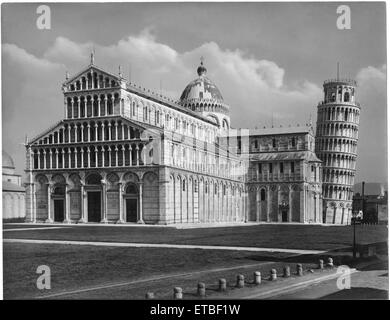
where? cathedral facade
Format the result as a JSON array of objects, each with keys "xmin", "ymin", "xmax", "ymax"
[{"xmin": 24, "ymin": 57, "xmax": 359, "ymax": 225}]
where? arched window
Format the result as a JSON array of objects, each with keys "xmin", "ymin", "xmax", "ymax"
[
  {"xmin": 261, "ymin": 189, "xmax": 266, "ymax": 201},
  {"xmin": 126, "ymin": 184, "xmax": 138, "ymax": 194},
  {"xmin": 86, "ymin": 173, "xmax": 101, "ymax": 185},
  {"xmin": 53, "ymin": 186, "xmax": 65, "ymax": 195},
  {"xmin": 344, "ymin": 92, "xmax": 350, "ymax": 102}
]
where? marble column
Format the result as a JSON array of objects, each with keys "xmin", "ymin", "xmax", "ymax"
[
  {"xmin": 138, "ymin": 182, "xmax": 144, "ymax": 224},
  {"xmin": 87, "ymin": 147, "xmax": 91, "ymax": 168},
  {"xmin": 87, "ymin": 124, "xmax": 90, "ymax": 142},
  {"xmin": 64, "ymin": 184, "xmax": 71, "ymax": 224},
  {"xmin": 79, "ymin": 182, "xmax": 86, "ymax": 223},
  {"xmin": 95, "ymin": 148, "xmax": 98, "ymax": 167},
  {"xmin": 55, "ymin": 149, "xmax": 59, "ymax": 169},
  {"xmin": 115, "ymin": 146, "xmax": 119, "ymax": 167},
  {"xmin": 101, "ymin": 180, "xmax": 108, "ymax": 223},
  {"xmin": 266, "ymin": 185, "xmax": 271, "ymax": 222},
  {"xmin": 80, "ymin": 149, "xmax": 84, "ymax": 168},
  {"xmin": 117, "ymin": 182, "xmax": 124, "ymax": 224},
  {"xmin": 43, "ymin": 150, "xmax": 47, "ymax": 169},
  {"xmin": 122, "ymin": 145, "xmax": 125, "ymax": 166},
  {"xmin": 136, "ymin": 145, "xmax": 139, "ymax": 166},
  {"xmin": 45, "ymin": 183, "xmax": 53, "ymax": 223},
  {"xmin": 33, "ymin": 184, "xmax": 37, "ymax": 223}
]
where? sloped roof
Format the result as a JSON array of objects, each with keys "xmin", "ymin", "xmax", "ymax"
[
  {"xmin": 249, "ymin": 125, "xmax": 313, "ymax": 136},
  {"xmin": 249, "ymin": 151, "xmax": 321, "ymax": 162}
]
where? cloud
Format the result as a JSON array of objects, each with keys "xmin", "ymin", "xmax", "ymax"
[
  {"xmin": 0, "ymin": 29, "xmax": 341, "ymax": 175},
  {"xmin": 357, "ymin": 64, "xmax": 386, "ymax": 83},
  {"xmin": 40, "ymin": 29, "xmax": 323, "ymax": 128}
]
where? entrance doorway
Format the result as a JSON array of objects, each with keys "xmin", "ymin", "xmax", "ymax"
[
  {"xmin": 282, "ymin": 209, "xmax": 288, "ymax": 222},
  {"xmin": 88, "ymin": 191, "xmax": 101, "ymax": 222},
  {"xmin": 54, "ymin": 200, "xmax": 64, "ymax": 222},
  {"xmin": 126, "ymin": 199, "xmax": 138, "ymax": 222}
]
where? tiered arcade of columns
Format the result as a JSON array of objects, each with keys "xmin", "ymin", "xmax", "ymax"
[{"xmin": 315, "ymin": 78, "xmax": 361, "ymax": 224}]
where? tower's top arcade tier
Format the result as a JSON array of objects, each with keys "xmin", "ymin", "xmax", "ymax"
[
  {"xmin": 322, "ymin": 78, "xmax": 358, "ymax": 105},
  {"xmin": 323, "ymin": 78, "xmax": 357, "ymax": 87}
]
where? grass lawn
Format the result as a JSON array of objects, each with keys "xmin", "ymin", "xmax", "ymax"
[
  {"xmin": 3, "ymin": 223, "xmax": 388, "ymax": 299},
  {"xmin": 4, "ymin": 242, "xmax": 306, "ymax": 299},
  {"xmin": 3, "ymin": 223, "xmax": 388, "ymax": 250}
]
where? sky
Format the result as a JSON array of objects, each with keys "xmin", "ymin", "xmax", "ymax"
[{"xmin": 1, "ymin": 2, "xmax": 387, "ymax": 185}]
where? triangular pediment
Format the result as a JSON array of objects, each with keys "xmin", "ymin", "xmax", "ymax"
[{"xmin": 63, "ymin": 64, "xmax": 121, "ymax": 91}]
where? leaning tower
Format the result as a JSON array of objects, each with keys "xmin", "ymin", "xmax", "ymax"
[{"xmin": 315, "ymin": 77, "xmax": 361, "ymax": 224}]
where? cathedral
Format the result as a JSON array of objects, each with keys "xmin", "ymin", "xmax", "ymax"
[{"xmin": 24, "ymin": 55, "xmax": 360, "ymax": 225}]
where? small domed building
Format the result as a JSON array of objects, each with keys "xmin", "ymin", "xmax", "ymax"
[{"xmin": 2, "ymin": 150, "xmax": 25, "ymax": 220}]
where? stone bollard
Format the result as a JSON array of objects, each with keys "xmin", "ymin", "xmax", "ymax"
[
  {"xmin": 173, "ymin": 287, "xmax": 183, "ymax": 299},
  {"xmin": 326, "ymin": 257, "xmax": 334, "ymax": 268},
  {"xmin": 296, "ymin": 264, "xmax": 303, "ymax": 276},
  {"xmin": 145, "ymin": 292, "xmax": 154, "ymax": 299},
  {"xmin": 219, "ymin": 278, "xmax": 227, "ymax": 292},
  {"xmin": 283, "ymin": 266, "xmax": 291, "ymax": 278},
  {"xmin": 254, "ymin": 271, "xmax": 261, "ymax": 285},
  {"xmin": 318, "ymin": 259, "xmax": 324, "ymax": 270},
  {"xmin": 270, "ymin": 269, "xmax": 277, "ymax": 281},
  {"xmin": 197, "ymin": 282, "xmax": 206, "ymax": 297},
  {"xmin": 236, "ymin": 274, "xmax": 245, "ymax": 288}
]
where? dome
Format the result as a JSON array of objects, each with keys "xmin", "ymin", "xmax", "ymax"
[
  {"xmin": 2, "ymin": 150, "xmax": 15, "ymax": 169},
  {"xmin": 180, "ymin": 61, "xmax": 224, "ymax": 102}
]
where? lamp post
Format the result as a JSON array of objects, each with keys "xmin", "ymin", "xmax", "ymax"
[{"xmin": 352, "ymin": 211, "xmax": 357, "ymax": 259}]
